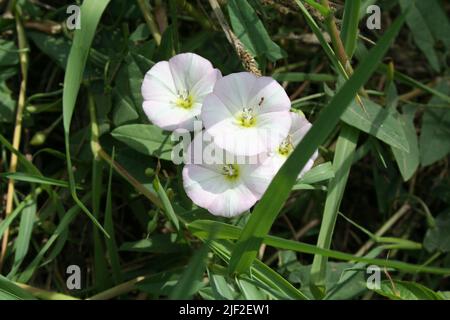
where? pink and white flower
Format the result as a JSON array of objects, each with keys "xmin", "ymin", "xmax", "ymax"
[
  {"xmin": 141, "ymin": 53, "xmax": 221, "ymax": 131},
  {"xmin": 264, "ymin": 112, "xmax": 318, "ymax": 178},
  {"xmin": 182, "ymin": 132, "xmax": 276, "ymax": 217},
  {"xmin": 201, "ymin": 72, "xmax": 292, "ymax": 156}
]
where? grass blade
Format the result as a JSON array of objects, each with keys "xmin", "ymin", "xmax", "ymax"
[
  {"xmin": 309, "ymin": 125, "xmax": 359, "ymax": 297},
  {"xmin": 104, "ymin": 149, "xmax": 123, "ymax": 285},
  {"xmin": 9, "ymin": 196, "xmax": 37, "ymax": 277},
  {"xmin": 62, "ymin": 0, "xmax": 110, "ymax": 238},
  {"xmin": 189, "ymin": 220, "xmax": 450, "ymax": 275},
  {"xmin": 209, "ymin": 240, "xmax": 308, "ymax": 300},
  {"xmin": 0, "ymin": 275, "xmax": 36, "ymax": 300},
  {"xmin": 310, "ymin": 0, "xmax": 361, "ymax": 298},
  {"xmin": 153, "ymin": 176, "xmax": 180, "ymax": 231},
  {"xmin": 17, "ymin": 193, "xmax": 91, "ymax": 283},
  {"xmin": 169, "ymin": 244, "xmax": 209, "ymax": 299},
  {"xmin": 0, "ymin": 172, "xmax": 76, "ymax": 189},
  {"xmin": 340, "ymin": 0, "xmax": 361, "ymax": 57}
]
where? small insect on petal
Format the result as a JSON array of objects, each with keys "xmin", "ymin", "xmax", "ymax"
[{"xmin": 202, "ymin": 72, "xmax": 292, "ymax": 156}]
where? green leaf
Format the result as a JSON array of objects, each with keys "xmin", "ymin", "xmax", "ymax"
[
  {"xmin": 208, "ymin": 270, "xmax": 236, "ymax": 300},
  {"xmin": 188, "ymin": 219, "xmax": 450, "ymax": 275},
  {"xmin": 391, "ymin": 106, "xmax": 419, "ymax": 181},
  {"xmin": 0, "ymin": 194, "xmax": 36, "ymax": 240},
  {"xmin": 112, "ymin": 91, "xmax": 139, "ymax": 126},
  {"xmin": 272, "ymin": 72, "xmax": 335, "ymax": 83},
  {"xmin": 310, "ymin": 125, "xmax": 359, "ymax": 297},
  {"xmin": 120, "ymin": 234, "xmax": 188, "ymax": 253},
  {"xmin": 292, "ymin": 262, "xmax": 367, "ymax": 300},
  {"xmin": 155, "ymin": 25, "xmax": 175, "ymax": 61},
  {"xmin": 0, "ymin": 39, "xmax": 19, "ymax": 67},
  {"xmin": 137, "ymin": 269, "xmax": 203, "ymax": 297},
  {"xmin": 376, "ymin": 65, "xmax": 450, "ymax": 104},
  {"xmin": 325, "ymin": 248, "xmax": 384, "ymax": 300},
  {"xmin": 414, "ymin": 0, "xmax": 450, "ymax": 51},
  {"xmin": 62, "ymin": 0, "xmax": 111, "ymax": 239},
  {"xmin": 169, "ymin": 244, "xmax": 209, "ymax": 299},
  {"xmin": 9, "ymin": 198, "xmax": 37, "ymax": 276},
  {"xmin": 419, "ymin": 82, "xmax": 450, "ymax": 166},
  {"xmin": 28, "ymin": 32, "xmax": 71, "ymax": 70},
  {"xmin": 228, "ymin": 13, "xmax": 407, "ymax": 275},
  {"xmin": 209, "ymin": 240, "xmax": 308, "ymax": 300},
  {"xmin": 125, "ymin": 52, "xmax": 149, "ymax": 118},
  {"xmin": 228, "ymin": 0, "xmax": 285, "ymax": 61},
  {"xmin": 0, "ymin": 82, "xmax": 16, "ymax": 123},
  {"xmin": 341, "ymin": 98, "xmax": 409, "ymax": 152},
  {"xmin": 236, "ymin": 278, "xmax": 265, "ymax": 299},
  {"xmin": 0, "ymin": 172, "xmax": 76, "ymax": 189},
  {"xmin": 153, "ymin": 176, "xmax": 180, "ymax": 231},
  {"xmin": 17, "ymin": 194, "xmax": 90, "ymax": 283},
  {"xmin": 399, "ymin": 0, "xmax": 440, "ymax": 72},
  {"xmin": 0, "ymin": 275, "xmax": 36, "ymax": 300},
  {"xmin": 340, "ymin": 0, "xmax": 361, "ymax": 58},
  {"xmin": 294, "ymin": 0, "xmax": 346, "ymax": 78},
  {"xmin": 374, "ymin": 280, "xmax": 443, "ymax": 300},
  {"xmin": 104, "ymin": 150, "xmax": 123, "ymax": 285},
  {"xmin": 111, "ymin": 124, "xmax": 173, "ymax": 161},
  {"xmin": 91, "ymin": 160, "xmax": 111, "ymax": 292},
  {"xmin": 423, "ymin": 210, "xmax": 450, "ymax": 253},
  {"xmin": 295, "ymin": 162, "xmax": 335, "ymax": 185}
]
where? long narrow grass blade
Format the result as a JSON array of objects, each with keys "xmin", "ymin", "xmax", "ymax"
[
  {"xmin": 104, "ymin": 149, "xmax": 123, "ymax": 285},
  {"xmin": 189, "ymin": 220, "xmax": 450, "ymax": 275},
  {"xmin": 340, "ymin": 0, "xmax": 361, "ymax": 57},
  {"xmin": 62, "ymin": 0, "xmax": 111, "ymax": 238},
  {"xmin": 310, "ymin": 125, "xmax": 359, "ymax": 297}
]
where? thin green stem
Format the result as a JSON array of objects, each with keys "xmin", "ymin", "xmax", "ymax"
[
  {"xmin": 0, "ymin": 6, "xmax": 29, "ymax": 271},
  {"xmin": 136, "ymin": 0, "xmax": 162, "ymax": 45}
]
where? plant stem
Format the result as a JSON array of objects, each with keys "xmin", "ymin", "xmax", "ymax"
[
  {"xmin": 136, "ymin": 0, "xmax": 162, "ymax": 45},
  {"xmin": 176, "ymin": 0, "xmax": 213, "ymax": 30},
  {"xmin": 208, "ymin": 0, "xmax": 261, "ymax": 76},
  {"xmin": 0, "ymin": 7, "xmax": 29, "ymax": 271},
  {"xmin": 97, "ymin": 149, "xmax": 162, "ymax": 209},
  {"xmin": 309, "ymin": 0, "xmax": 364, "ymax": 298},
  {"xmin": 355, "ymin": 204, "xmax": 410, "ymax": 256}
]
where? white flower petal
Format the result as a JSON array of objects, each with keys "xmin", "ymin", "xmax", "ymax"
[
  {"xmin": 191, "ymin": 69, "xmax": 222, "ymax": 99},
  {"xmin": 208, "ymin": 72, "xmax": 258, "ymax": 115},
  {"xmin": 248, "ymin": 76, "xmax": 291, "ymax": 114},
  {"xmin": 143, "ymin": 100, "xmax": 201, "ymax": 131},
  {"xmin": 263, "ymin": 112, "xmax": 318, "ymax": 179},
  {"xmin": 182, "ymin": 132, "xmax": 276, "ymax": 217},
  {"xmin": 290, "ymin": 112, "xmax": 313, "ymax": 145},
  {"xmin": 168, "ymin": 53, "xmax": 217, "ymax": 92},
  {"xmin": 240, "ymin": 160, "xmax": 277, "ymax": 198},
  {"xmin": 141, "ymin": 61, "xmax": 177, "ymax": 102},
  {"xmin": 202, "ymin": 72, "xmax": 292, "ymax": 156},
  {"xmin": 141, "ymin": 53, "xmax": 220, "ymax": 131},
  {"xmin": 183, "ymin": 164, "xmax": 259, "ymax": 217}
]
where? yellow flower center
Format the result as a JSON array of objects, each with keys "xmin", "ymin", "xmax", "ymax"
[
  {"xmin": 236, "ymin": 108, "xmax": 256, "ymax": 127},
  {"xmin": 277, "ymin": 136, "xmax": 294, "ymax": 157},
  {"xmin": 222, "ymin": 164, "xmax": 239, "ymax": 181},
  {"xmin": 175, "ymin": 90, "xmax": 194, "ymax": 109}
]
